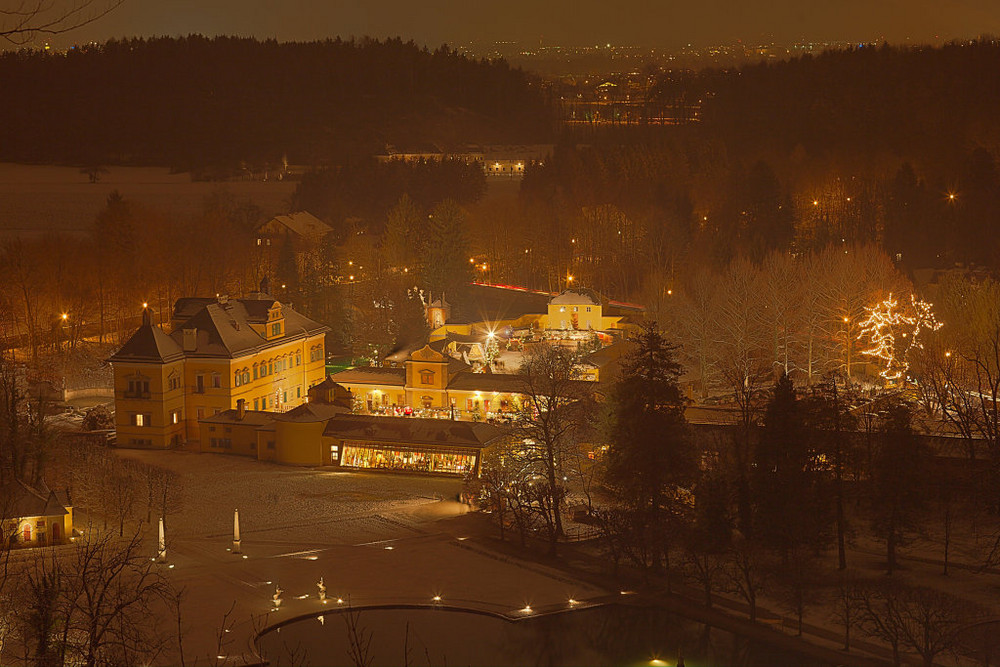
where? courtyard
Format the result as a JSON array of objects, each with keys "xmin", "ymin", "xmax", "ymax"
[{"xmin": 112, "ymin": 449, "xmax": 609, "ymax": 665}]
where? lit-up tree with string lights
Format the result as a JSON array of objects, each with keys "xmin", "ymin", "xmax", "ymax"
[{"xmin": 857, "ymin": 294, "xmax": 942, "ymax": 382}]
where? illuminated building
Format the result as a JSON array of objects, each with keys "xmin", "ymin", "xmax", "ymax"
[{"xmin": 109, "ymin": 279, "xmax": 328, "ymax": 448}]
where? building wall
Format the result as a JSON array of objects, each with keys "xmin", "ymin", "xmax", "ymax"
[
  {"xmin": 114, "ymin": 332, "xmax": 326, "ymax": 447},
  {"xmin": 274, "ymin": 421, "xmax": 327, "ymax": 466},
  {"xmin": 545, "ymin": 303, "xmax": 602, "ymax": 331},
  {"xmin": 199, "ymin": 420, "xmax": 261, "ymax": 457},
  {"xmin": 114, "ymin": 360, "xmax": 186, "ymax": 448},
  {"xmin": 5, "ymin": 510, "xmax": 73, "ymax": 548}
]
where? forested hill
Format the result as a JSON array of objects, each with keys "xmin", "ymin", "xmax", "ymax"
[
  {"xmin": 0, "ymin": 36, "xmax": 552, "ymax": 168},
  {"xmin": 695, "ymin": 40, "xmax": 1000, "ymax": 169}
]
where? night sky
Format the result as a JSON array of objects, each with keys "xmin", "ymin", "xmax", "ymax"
[{"xmin": 46, "ymin": 0, "xmax": 1000, "ymax": 48}]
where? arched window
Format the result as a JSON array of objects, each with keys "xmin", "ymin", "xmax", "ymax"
[
  {"xmin": 234, "ymin": 372, "xmax": 242, "ymax": 387},
  {"xmin": 296, "ymin": 351, "xmax": 302, "ymax": 366},
  {"xmin": 242, "ymin": 370, "xmax": 250, "ymax": 384},
  {"xmin": 253, "ymin": 363, "xmax": 258, "ymax": 380}
]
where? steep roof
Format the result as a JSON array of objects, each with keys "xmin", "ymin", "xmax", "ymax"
[
  {"xmin": 258, "ymin": 211, "xmax": 333, "ymax": 242},
  {"xmin": 108, "ymin": 309, "xmax": 184, "ymax": 364},
  {"xmin": 323, "ymin": 414, "xmax": 503, "ymax": 449},
  {"xmin": 167, "ymin": 298, "xmax": 328, "ymax": 359},
  {"xmin": 0, "ymin": 481, "xmax": 68, "ymax": 520}
]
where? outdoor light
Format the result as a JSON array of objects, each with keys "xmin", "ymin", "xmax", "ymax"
[
  {"xmin": 61, "ymin": 313, "xmax": 67, "ymax": 320},
  {"xmin": 432, "ymin": 595, "xmax": 442, "ymax": 602},
  {"xmin": 384, "ymin": 546, "xmax": 394, "ymax": 550},
  {"xmin": 568, "ymin": 598, "xmax": 578, "ymax": 605},
  {"xmin": 337, "ymin": 598, "xmax": 344, "ymax": 604},
  {"xmin": 813, "ymin": 200, "xmax": 819, "ymax": 206},
  {"xmin": 142, "ymin": 302, "xmax": 148, "ymax": 308},
  {"xmin": 945, "ymin": 351, "xmax": 952, "ymax": 357},
  {"xmin": 521, "ymin": 604, "xmax": 533, "ymax": 613}
]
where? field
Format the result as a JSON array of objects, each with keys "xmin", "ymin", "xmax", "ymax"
[{"xmin": 0, "ymin": 163, "xmax": 296, "ymax": 237}]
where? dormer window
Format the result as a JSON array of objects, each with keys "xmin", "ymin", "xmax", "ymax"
[{"xmin": 271, "ymin": 322, "xmax": 282, "ymax": 337}]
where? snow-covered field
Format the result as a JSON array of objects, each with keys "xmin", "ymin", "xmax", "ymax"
[
  {"xmin": 115, "ymin": 448, "xmax": 463, "ymax": 543},
  {"xmin": 0, "ymin": 163, "xmax": 295, "ymax": 237}
]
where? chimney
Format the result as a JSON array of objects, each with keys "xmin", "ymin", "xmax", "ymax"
[
  {"xmin": 182, "ymin": 328, "xmax": 197, "ymax": 352},
  {"xmin": 236, "ymin": 398, "xmax": 246, "ymax": 420}
]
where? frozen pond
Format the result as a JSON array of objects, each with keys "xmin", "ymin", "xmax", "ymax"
[{"xmin": 258, "ymin": 603, "xmax": 832, "ymax": 667}]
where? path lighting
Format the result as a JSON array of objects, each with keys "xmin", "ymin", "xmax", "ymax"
[
  {"xmin": 521, "ymin": 604, "xmax": 533, "ymax": 614},
  {"xmin": 813, "ymin": 200, "xmax": 819, "ymax": 206},
  {"xmin": 568, "ymin": 598, "xmax": 578, "ymax": 605},
  {"xmin": 432, "ymin": 595, "xmax": 442, "ymax": 603},
  {"xmin": 61, "ymin": 313, "xmax": 68, "ymax": 321},
  {"xmin": 142, "ymin": 302, "xmax": 148, "ymax": 308}
]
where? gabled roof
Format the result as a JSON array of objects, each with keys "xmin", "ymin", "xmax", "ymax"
[
  {"xmin": 323, "ymin": 414, "xmax": 503, "ymax": 449},
  {"xmin": 271, "ymin": 402, "xmax": 351, "ymax": 423},
  {"xmin": 409, "ymin": 345, "xmax": 446, "ymax": 362},
  {"xmin": 0, "ymin": 481, "xmax": 68, "ymax": 520},
  {"xmin": 550, "ymin": 289, "xmax": 603, "ymax": 306},
  {"xmin": 257, "ymin": 211, "xmax": 332, "ymax": 242},
  {"xmin": 108, "ymin": 309, "xmax": 184, "ymax": 364}
]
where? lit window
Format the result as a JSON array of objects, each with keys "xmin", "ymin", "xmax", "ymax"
[{"xmin": 135, "ymin": 414, "xmax": 145, "ymax": 427}]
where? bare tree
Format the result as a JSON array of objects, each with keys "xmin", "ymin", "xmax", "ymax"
[
  {"xmin": 513, "ymin": 345, "xmax": 587, "ymax": 554},
  {"xmin": 1, "ymin": 0, "xmax": 124, "ymax": 45},
  {"xmin": 856, "ymin": 581, "xmax": 980, "ymax": 667},
  {"xmin": 723, "ymin": 537, "xmax": 769, "ymax": 623}
]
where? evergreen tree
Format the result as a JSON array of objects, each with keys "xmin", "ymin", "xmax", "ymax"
[
  {"xmin": 421, "ymin": 199, "xmax": 471, "ymax": 301},
  {"xmin": 753, "ymin": 373, "xmax": 831, "ymax": 559},
  {"xmin": 604, "ymin": 321, "xmax": 696, "ymax": 569},
  {"xmin": 870, "ymin": 400, "xmax": 929, "ymax": 574},
  {"xmin": 382, "ymin": 194, "xmax": 421, "ymax": 269}
]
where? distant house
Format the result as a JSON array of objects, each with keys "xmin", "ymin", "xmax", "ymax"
[
  {"xmin": 255, "ymin": 211, "xmax": 333, "ymax": 248},
  {"xmin": 1, "ymin": 481, "xmax": 73, "ymax": 548}
]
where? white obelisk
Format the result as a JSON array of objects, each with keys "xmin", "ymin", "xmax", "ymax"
[
  {"xmin": 157, "ymin": 516, "xmax": 166, "ymax": 562},
  {"xmin": 233, "ymin": 509, "xmax": 241, "ymax": 554}
]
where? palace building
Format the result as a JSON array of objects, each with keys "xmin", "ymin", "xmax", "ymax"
[
  {"xmin": 109, "ymin": 280, "xmax": 328, "ymax": 448},
  {"xmin": 331, "ymin": 287, "xmax": 635, "ymax": 420}
]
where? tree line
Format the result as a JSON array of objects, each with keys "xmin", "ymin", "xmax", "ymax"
[{"xmin": 0, "ymin": 35, "xmax": 551, "ymax": 168}]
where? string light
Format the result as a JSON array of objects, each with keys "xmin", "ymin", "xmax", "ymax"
[{"xmin": 858, "ymin": 293, "xmax": 942, "ymax": 381}]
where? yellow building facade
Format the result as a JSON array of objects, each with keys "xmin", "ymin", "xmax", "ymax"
[
  {"xmin": 0, "ymin": 482, "xmax": 73, "ymax": 548},
  {"xmin": 110, "ymin": 288, "xmax": 328, "ymax": 448},
  {"xmin": 198, "ymin": 399, "xmax": 500, "ymax": 476}
]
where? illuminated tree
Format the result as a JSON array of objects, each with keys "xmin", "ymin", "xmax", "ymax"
[{"xmin": 857, "ymin": 293, "xmax": 942, "ymax": 382}]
